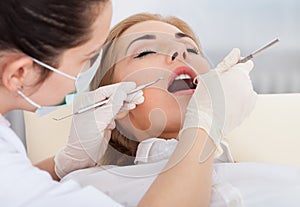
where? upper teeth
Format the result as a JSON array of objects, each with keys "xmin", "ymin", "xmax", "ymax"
[{"xmin": 175, "ymin": 74, "xmax": 192, "ymax": 80}]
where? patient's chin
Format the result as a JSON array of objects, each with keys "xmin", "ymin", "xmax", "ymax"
[{"xmin": 158, "ymin": 132, "xmax": 180, "ymax": 140}]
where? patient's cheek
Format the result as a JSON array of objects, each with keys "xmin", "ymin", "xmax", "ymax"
[
  {"xmin": 130, "ymin": 90, "xmax": 182, "ymax": 131},
  {"xmin": 129, "ymin": 101, "xmax": 154, "ymax": 130}
]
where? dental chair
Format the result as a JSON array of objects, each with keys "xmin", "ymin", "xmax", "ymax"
[{"xmin": 24, "ymin": 94, "xmax": 300, "ymax": 167}]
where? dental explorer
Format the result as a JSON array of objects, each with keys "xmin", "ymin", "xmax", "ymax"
[
  {"xmin": 238, "ymin": 38, "xmax": 280, "ymax": 63},
  {"xmin": 193, "ymin": 38, "xmax": 280, "ymax": 85},
  {"xmin": 53, "ymin": 77, "xmax": 164, "ymax": 121}
]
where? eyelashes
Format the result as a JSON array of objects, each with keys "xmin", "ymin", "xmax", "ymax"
[
  {"xmin": 134, "ymin": 50, "xmax": 156, "ymax": 58},
  {"xmin": 133, "ymin": 47, "xmax": 200, "ymax": 59},
  {"xmin": 187, "ymin": 47, "xmax": 199, "ymax": 55}
]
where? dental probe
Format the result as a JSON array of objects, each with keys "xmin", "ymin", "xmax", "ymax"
[
  {"xmin": 127, "ymin": 77, "xmax": 164, "ymax": 94},
  {"xmin": 193, "ymin": 38, "xmax": 280, "ymax": 85},
  {"xmin": 53, "ymin": 77, "xmax": 164, "ymax": 121},
  {"xmin": 238, "ymin": 38, "xmax": 280, "ymax": 63}
]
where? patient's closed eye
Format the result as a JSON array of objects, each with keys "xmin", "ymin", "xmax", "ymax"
[
  {"xmin": 133, "ymin": 46, "xmax": 198, "ymax": 59},
  {"xmin": 134, "ymin": 50, "xmax": 156, "ymax": 58},
  {"xmin": 187, "ymin": 47, "xmax": 199, "ymax": 55}
]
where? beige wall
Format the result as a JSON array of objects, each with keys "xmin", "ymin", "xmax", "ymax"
[
  {"xmin": 25, "ymin": 105, "xmax": 72, "ymax": 163},
  {"xmin": 225, "ymin": 94, "xmax": 300, "ymax": 167},
  {"xmin": 25, "ymin": 94, "xmax": 300, "ymax": 167}
]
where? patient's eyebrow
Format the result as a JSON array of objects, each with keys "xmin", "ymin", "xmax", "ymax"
[
  {"xmin": 126, "ymin": 34, "xmax": 156, "ymax": 52},
  {"xmin": 175, "ymin": 32, "xmax": 193, "ymax": 40}
]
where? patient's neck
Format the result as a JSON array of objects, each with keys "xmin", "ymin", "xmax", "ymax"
[{"xmin": 158, "ymin": 131, "xmax": 179, "ymax": 140}]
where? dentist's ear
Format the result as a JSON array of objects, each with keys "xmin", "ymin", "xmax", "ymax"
[{"xmin": 1, "ymin": 55, "xmax": 34, "ymax": 92}]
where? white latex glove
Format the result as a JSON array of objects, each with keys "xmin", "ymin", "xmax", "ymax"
[
  {"xmin": 55, "ymin": 82, "xmax": 144, "ymax": 179},
  {"xmin": 180, "ymin": 48, "xmax": 257, "ymax": 157}
]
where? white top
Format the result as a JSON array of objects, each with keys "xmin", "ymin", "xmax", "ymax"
[
  {"xmin": 63, "ymin": 138, "xmax": 300, "ymax": 207},
  {"xmin": 0, "ymin": 114, "xmax": 122, "ymax": 207}
]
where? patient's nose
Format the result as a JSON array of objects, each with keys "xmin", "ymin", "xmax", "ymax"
[
  {"xmin": 169, "ymin": 50, "xmax": 187, "ymax": 63},
  {"xmin": 171, "ymin": 52, "xmax": 178, "ymax": 61}
]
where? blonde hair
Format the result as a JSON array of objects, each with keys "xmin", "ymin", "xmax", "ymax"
[{"xmin": 91, "ymin": 13, "xmax": 204, "ymax": 166}]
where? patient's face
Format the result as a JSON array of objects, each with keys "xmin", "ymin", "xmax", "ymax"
[{"xmin": 110, "ymin": 20, "xmax": 210, "ymax": 141}]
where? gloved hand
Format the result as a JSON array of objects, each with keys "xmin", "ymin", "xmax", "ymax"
[
  {"xmin": 180, "ymin": 48, "xmax": 257, "ymax": 158},
  {"xmin": 55, "ymin": 82, "xmax": 144, "ymax": 179}
]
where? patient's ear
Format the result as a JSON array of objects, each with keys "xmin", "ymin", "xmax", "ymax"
[{"xmin": 1, "ymin": 55, "xmax": 35, "ymax": 92}]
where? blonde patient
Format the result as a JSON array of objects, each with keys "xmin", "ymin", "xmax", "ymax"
[
  {"xmin": 91, "ymin": 13, "xmax": 214, "ymax": 166},
  {"xmin": 63, "ymin": 13, "xmax": 300, "ymax": 207}
]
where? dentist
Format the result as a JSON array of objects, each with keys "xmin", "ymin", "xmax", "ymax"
[
  {"xmin": 0, "ymin": 0, "xmax": 257, "ymax": 206},
  {"xmin": 0, "ymin": 0, "xmax": 132, "ymax": 206}
]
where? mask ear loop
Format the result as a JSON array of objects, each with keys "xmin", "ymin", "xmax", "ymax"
[
  {"xmin": 17, "ymin": 86, "xmax": 41, "ymax": 109},
  {"xmin": 31, "ymin": 58, "xmax": 77, "ymax": 81}
]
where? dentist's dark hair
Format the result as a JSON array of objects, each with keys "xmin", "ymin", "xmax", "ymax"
[{"xmin": 0, "ymin": 0, "xmax": 108, "ymax": 80}]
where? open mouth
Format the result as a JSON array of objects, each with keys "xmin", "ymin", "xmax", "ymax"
[{"xmin": 167, "ymin": 66, "xmax": 197, "ymax": 93}]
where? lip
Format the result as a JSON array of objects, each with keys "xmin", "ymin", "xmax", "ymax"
[
  {"xmin": 168, "ymin": 66, "xmax": 197, "ymax": 86},
  {"xmin": 168, "ymin": 66, "xmax": 197, "ymax": 94},
  {"xmin": 172, "ymin": 89, "xmax": 195, "ymax": 95}
]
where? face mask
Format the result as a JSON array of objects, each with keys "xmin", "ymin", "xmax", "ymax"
[
  {"xmin": 32, "ymin": 50, "xmax": 102, "ymax": 93},
  {"xmin": 18, "ymin": 50, "xmax": 102, "ymax": 116},
  {"xmin": 17, "ymin": 90, "xmax": 75, "ymax": 116},
  {"xmin": 35, "ymin": 93, "xmax": 75, "ymax": 116},
  {"xmin": 76, "ymin": 51, "xmax": 102, "ymax": 93}
]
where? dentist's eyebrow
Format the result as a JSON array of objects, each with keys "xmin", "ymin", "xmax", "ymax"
[{"xmin": 126, "ymin": 34, "xmax": 156, "ymax": 52}]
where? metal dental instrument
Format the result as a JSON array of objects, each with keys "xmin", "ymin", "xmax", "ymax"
[
  {"xmin": 127, "ymin": 77, "xmax": 164, "ymax": 95},
  {"xmin": 193, "ymin": 38, "xmax": 280, "ymax": 85},
  {"xmin": 238, "ymin": 38, "xmax": 280, "ymax": 63},
  {"xmin": 53, "ymin": 77, "xmax": 164, "ymax": 121}
]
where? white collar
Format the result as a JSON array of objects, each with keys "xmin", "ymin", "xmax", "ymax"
[
  {"xmin": 134, "ymin": 138, "xmax": 234, "ymax": 165},
  {"xmin": 0, "ymin": 114, "xmax": 11, "ymax": 127},
  {"xmin": 134, "ymin": 138, "xmax": 178, "ymax": 164}
]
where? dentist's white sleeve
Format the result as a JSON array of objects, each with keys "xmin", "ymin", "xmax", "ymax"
[{"xmin": 0, "ymin": 124, "xmax": 122, "ymax": 207}]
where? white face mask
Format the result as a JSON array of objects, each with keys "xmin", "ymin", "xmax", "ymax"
[{"xmin": 18, "ymin": 50, "xmax": 102, "ymax": 116}]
